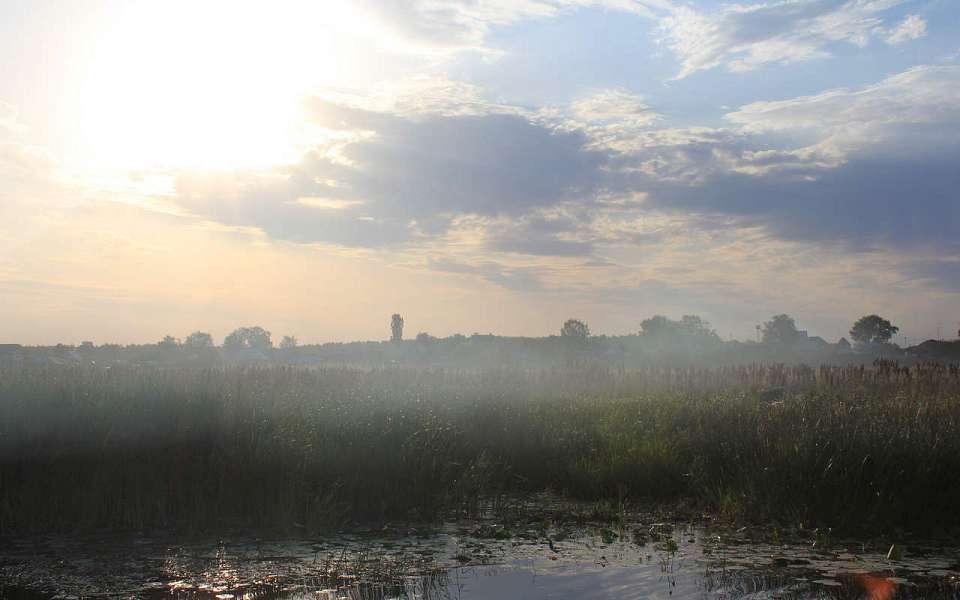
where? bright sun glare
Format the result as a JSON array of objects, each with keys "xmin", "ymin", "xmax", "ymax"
[{"xmin": 75, "ymin": 1, "xmax": 355, "ymax": 172}]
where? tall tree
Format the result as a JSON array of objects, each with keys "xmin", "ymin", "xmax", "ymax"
[
  {"xmin": 279, "ymin": 335, "xmax": 298, "ymax": 349},
  {"xmin": 762, "ymin": 314, "xmax": 801, "ymax": 346},
  {"xmin": 640, "ymin": 314, "xmax": 720, "ymax": 343},
  {"xmin": 391, "ymin": 314, "xmax": 404, "ymax": 342},
  {"xmin": 223, "ymin": 326, "xmax": 273, "ymax": 351},
  {"xmin": 639, "ymin": 315, "xmax": 675, "ymax": 337},
  {"xmin": 850, "ymin": 315, "xmax": 899, "ymax": 345},
  {"xmin": 158, "ymin": 335, "xmax": 180, "ymax": 347},
  {"xmin": 561, "ymin": 318, "xmax": 591, "ymax": 339},
  {"xmin": 184, "ymin": 331, "xmax": 214, "ymax": 348}
]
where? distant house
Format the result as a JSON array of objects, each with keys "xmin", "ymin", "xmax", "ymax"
[
  {"xmin": 906, "ymin": 339, "xmax": 960, "ymax": 362},
  {"xmin": 794, "ymin": 331, "xmax": 830, "ymax": 351}
]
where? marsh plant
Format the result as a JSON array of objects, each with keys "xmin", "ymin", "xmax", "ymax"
[{"xmin": 0, "ymin": 363, "xmax": 958, "ymax": 534}]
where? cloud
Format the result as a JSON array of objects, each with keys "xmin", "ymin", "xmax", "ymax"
[
  {"xmin": 162, "ymin": 60, "xmax": 960, "ymax": 308},
  {"xmin": 310, "ymin": 103, "xmax": 609, "ymax": 217},
  {"xmin": 905, "ymin": 258, "xmax": 960, "ymax": 292},
  {"xmin": 727, "ymin": 65, "xmax": 960, "ymax": 158},
  {"xmin": 586, "ymin": 65, "xmax": 960, "ymax": 257},
  {"xmin": 356, "ymin": 0, "xmax": 560, "ymax": 50},
  {"xmin": 172, "ymin": 170, "xmax": 411, "ymax": 248},
  {"xmin": 428, "ymin": 257, "xmax": 545, "ymax": 291},
  {"xmin": 355, "ymin": 0, "xmax": 667, "ymax": 52},
  {"xmin": 659, "ymin": 0, "xmax": 920, "ymax": 78},
  {"xmin": 318, "ymin": 75, "xmax": 517, "ymax": 117},
  {"xmin": 169, "ymin": 62, "xmax": 960, "ymax": 270},
  {"xmin": 729, "ymin": 65, "xmax": 959, "ymax": 129},
  {"xmin": 569, "ymin": 89, "xmax": 659, "ymax": 126},
  {"xmin": 884, "ymin": 14, "xmax": 927, "ymax": 45},
  {"xmin": 172, "ymin": 99, "xmax": 611, "ymax": 248},
  {"xmin": 645, "ymin": 152, "xmax": 960, "ymax": 252},
  {"xmin": 487, "ymin": 211, "xmax": 594, "ymax": 256}
]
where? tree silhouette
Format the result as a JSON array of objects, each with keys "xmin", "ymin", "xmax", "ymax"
[
  {"xmin": 560, "ymin": 319, "xmax": 590, "ymax": 339},
  {"xmin": 391, "ymin": 314, "xmax": 404, "ymax": 342},
  {"xmin": 639, "ymin": 315, "xmax": 674, "ymax": 337},
  {"xmin": 280, "ymin": 335, "xmax": 298, "ymax": 349},
  {"xmin": 762, "ymin": 314, "xmax": 801, "ymax": 345},
  {"xmin": 850, "ymin": 315, "xmax": 899, "ymax": 345},
  {"xmin": 158, "ymin": 335, "xmax": 180, "ymax": 347},
  {"xmin": 640, "ymin": 315, "xmax": 720, "ymax": 342},
  {"xmin": 184, "ymin": 331, "xmax": 214, "ymax": 348},
  {"xmin": 223, "ymin": 326, "xmax": 272, "ymax": 351}
]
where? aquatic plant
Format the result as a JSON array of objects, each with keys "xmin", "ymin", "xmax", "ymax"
[{"xmin": 0, "ymin": 363, "xmax": 958, "ymax": 534}]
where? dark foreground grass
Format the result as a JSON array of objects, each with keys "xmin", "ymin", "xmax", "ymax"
[{"xmin": 1, "ymin": 363, "xmax": 959, "ymax": 535}]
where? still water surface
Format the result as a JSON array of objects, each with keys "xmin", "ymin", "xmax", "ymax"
[{"xmin": 1, "ymin": 518, "xmax": 958, "ymax": 599}]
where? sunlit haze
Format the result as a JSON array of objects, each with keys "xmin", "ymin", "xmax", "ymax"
[{"xmin": 2, "ymin": 0, "xmax": 958, "ymax": 345}]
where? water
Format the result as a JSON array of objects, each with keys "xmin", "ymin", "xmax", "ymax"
[{"xmin": 2, "ymin": 517, "xmax": 958, "ymax": 599}]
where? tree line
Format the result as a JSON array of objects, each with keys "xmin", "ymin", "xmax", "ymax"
[{"xmin": 148, "ymin": 312, "xmax": 901, "ymax": 352}]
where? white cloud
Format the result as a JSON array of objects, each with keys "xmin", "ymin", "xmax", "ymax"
[
  {"xmin": 884, "ymin": 14, "xmax": 927, "ymax": 45},
  {"xmin": 356, "ymin": 0, "xmax": 559, "ymax": 51},
  {"xmin": 722, "ymin": 64, "xmax": 960, "ymax": 175},
  {"xmin": 356, "ymin": 0, "xmax": 667, "ymax": 52},
  {"xmin": 659, "ymin": 0, "xmax": 916, "ymax": 78},
  {"xmin": 727, "ymin": 65, "xmax": 960, "ymax": 143},
  {"xmin": 570, "ymin": 89, "xmax": 660, "ymax": 126},
  {"xmin": 316, "ymin": 75, "xmax": 517, "ymax": 117}
]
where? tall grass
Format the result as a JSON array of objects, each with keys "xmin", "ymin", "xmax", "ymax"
[{"xmin": 1, "ymin": 363, "xmax": 958, "ymax": 534}]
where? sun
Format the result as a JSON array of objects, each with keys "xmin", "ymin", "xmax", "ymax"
[{"xmin": 72, "ymin": 1, "xmax": 358, "ymax": 172}]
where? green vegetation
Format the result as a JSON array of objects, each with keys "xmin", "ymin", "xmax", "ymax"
[{"xmin": 1, "ymin": 363, "xmax": 959, "ymax": 535}]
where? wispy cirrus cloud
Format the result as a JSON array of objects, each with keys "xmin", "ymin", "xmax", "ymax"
[
  {"xmin": 355, "ymin": 0, "xmax": 663, "ymax": 52},
  {"xmin": 659, "ymin": 0, "xmax": 925, "ymax": 78},
  {"xmin": 428, "ymin": 257, "xmax": 546, "ymax": 291},
  {"xmin": 355, "ymin": 0, "xmax": 559, "ymax": 51},
  {"xmin": 727, "ymin": 65, "xmax": 960, "ymax": 137},
  {"xmin": 884, "ymin": 13, "xmax": 927, "ymax": 44}
]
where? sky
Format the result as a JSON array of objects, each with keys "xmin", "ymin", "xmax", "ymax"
[{"xmin": 1, "ymin": 0, "xmax": 958, "ymax": 345}]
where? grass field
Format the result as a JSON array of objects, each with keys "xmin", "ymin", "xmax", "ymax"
[{"xmin": 1, "ymin": 363, "xmax": 959, "ymax": 535}]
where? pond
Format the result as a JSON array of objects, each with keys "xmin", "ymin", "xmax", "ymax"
[{"xmin": 2, "ymin": 509, "xmax": 958, "ymax": 599}]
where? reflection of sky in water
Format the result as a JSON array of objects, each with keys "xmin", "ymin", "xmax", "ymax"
[
  {"xmin": 1, "ymin": 522, "xmax": 959, "ymax": 599},
  {"xmin": 441, "ymin": 562, "xmax": 685, "ymax": 600}
]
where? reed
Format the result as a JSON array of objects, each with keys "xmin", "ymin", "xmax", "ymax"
[{"xmin": 1, "ymin": 363, "xmax": 958, "ymax": 534}]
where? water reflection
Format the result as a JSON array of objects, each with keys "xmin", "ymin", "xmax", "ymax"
[{"xmin": 2, "ymin": 522, "xmax": 959, "ymax": 600}]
